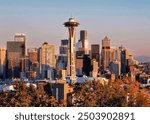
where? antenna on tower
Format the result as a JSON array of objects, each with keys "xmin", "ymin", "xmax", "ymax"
[{"xmin": 70, "ymin": 13, "xmax": 73, "ymax": 18}]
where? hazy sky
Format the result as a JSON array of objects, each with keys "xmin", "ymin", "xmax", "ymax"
[{"xmin": 0, "ymin": 0, "xmax": 150, "ymax": 56}]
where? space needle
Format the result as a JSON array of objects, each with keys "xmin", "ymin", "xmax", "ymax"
[{"xmin": 64, "ymin": 18, "xmax": 79, "ymax": 84}]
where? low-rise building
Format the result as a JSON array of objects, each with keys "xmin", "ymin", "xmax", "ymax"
[{"xmin": 51, "ymin": 81, "xmax": 73, "ymax": 105}]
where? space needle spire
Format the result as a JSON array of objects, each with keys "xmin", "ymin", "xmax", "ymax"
[{"xmin": 64, "ymin": 18, "xmax": 79, "ymax": 84}]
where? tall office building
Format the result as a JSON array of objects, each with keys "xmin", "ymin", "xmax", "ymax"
[
  {"xmin": 7, "ymin": 33, "xmax": 26, "ymax": 78},
  {"xmin": 61, "ymin": 39, "xmax": 69, "ymax": 47},
  {"xmin": 101, "ymin": 36, "xmax": 111, "ymax": 70},
  {"xmin": 76, "ymin": 30, "xmax": 88, "ymax": 76},
  {"xmin": 82, "ymin": 54, "xmax": 92, "ymax": 76},
  {"xmin": 57, "ymin": 39, "xmax": 69, "ymax": 70},
  {"xmin": 39, "ymin": 42, "xmax": 55, "ymax": 78},
  {"xmin": 119, "ymin": 46, "xmax": 129, "ymax": 74},
  {"xmin": 28, "ymin": 48, "xmax": 38, "ymax": 65},
  {"xmin": 60, "ymin": 39, "xmax": 69, "ymax": 54},
  {"xmin": 64, "ymin": 18, "xmax": 79, "ymax": 84},
  {"xmin": 0, "ymin": 48, "xmax": 6, "ymax": 79},
  {"xmin": 128, "ymin": 55, "xmax": 137, "ymax": 66},
  {"xmin": 91, "ymin": 44, "xmax": 100, "ymax": 66},
  {"xmin": 14, "ymin": 33, "xmax": 26, "ymax": 42},
  {"xmin": 110, "ymin": 47, "xmax": 121, "ymax": 62},
  {"xmin": 109, "ymin": 60, "xmax": 121, "ymax": 76},
  {"xmin": 76, "ymin": 54, "xmax": 83, "ymax": 76},
  {"xmin": 27, "ymin": 48, "xmax": 39, "ymax": 78},
  {"xmin": 80, "ymin": 30, "xmax": 88, "ymax": 53},
  {"xmin": 76, "ymin": 30, "xmax": 88, "ymax": 53},
  {"xmin": 92, "ymin": 59, "xmax": 98, "ymax": 77}
]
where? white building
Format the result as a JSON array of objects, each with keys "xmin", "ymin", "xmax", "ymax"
[{"xmin": 92, "ymin": 60, "xmax": 98, "ymax": 77}]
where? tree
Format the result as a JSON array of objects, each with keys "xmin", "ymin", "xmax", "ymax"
[
  {"xmin": 0, "ymin": 82, "xmax": 58, "ymax": 107},
  {"xmin": 73, "ymin": 77, "xmax": 150, "ymax": 107},
  {"xmin": 1, "ymin": 77, "xmax": 150, "ymax": 107}
]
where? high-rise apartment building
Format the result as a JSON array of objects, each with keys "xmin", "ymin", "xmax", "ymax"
[
  {"xmin": 39, "ymin": 42, "xmax": 55, "ymax": 78},
  {"xmin": 0, "ymin": 48, "xmax": 6, "ymax": 79},
  {"xmin": 7, "ymin": 33, "xmax": 26, "ymax": 78},
  {"xmin": 101, "ymin": 36, "xmax": 111, "ymax": 70},
  {"xmin": 64, "ymin": 18, "xmax": 79, "ymax": 84}
]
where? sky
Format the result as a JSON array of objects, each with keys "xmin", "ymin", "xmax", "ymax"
[{"xmin": 0, "ymin": 0, "xmax": 150, "ymax": 57}]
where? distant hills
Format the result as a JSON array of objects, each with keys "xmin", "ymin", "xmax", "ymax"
[{"xmin": 135, "ymin": 56, "xmax": 150, "ymax": 63}]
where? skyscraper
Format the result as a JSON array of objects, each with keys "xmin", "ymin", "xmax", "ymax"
[
  {"xmin": 91, "ymin": 44, "xmax": 100, "ymax": 66},
  {"xmin": 7, "ymin": 33, "xmax": 26, "ymax": 78},
  {"xmin": 80, "ymin": 30, "xmax": 88, "ymax": 53},
  {"xmin": 39, "ymin": 42, "xmax": 55, "ymax": 78},
  {"xmin": 76, "ymin": 30, "xmax": 88, "ymax": 76},
  {"xmin": 76, "ymin": 30, "xmax": 88, "ymax": 53},
  {"xmin": 109, "ymin": 60, "xmax": 121, "ymax": 76},
  {"xmin": 64, "ymin": 18, "xmax": 79, "ymax": 84},
  {"xmin": 101, "ymin": 36, "xmax": 111, "ymax": 70},
  {"xmin": 76, "ymin": 54, "xmax": 83, "ymax": 76},
  {"xmin": 82, "ymin": 54, "xmax": 92, "ymax": 76},
  {"xmin": 110, "ymin": 47, "xmax": 120, "ymax": 62},
  {"xmin": 28, "ymin": 48, "xmax": 38, "ymax": 65},
  {"xmin": 57, "ymin": 39, "xmax": 69, "ymax": 70},
  {"xmin": 92, "ymin": 59, "xmax": 98, "ymax": 77},
  {"xmin": 27, "ymin": 48, "xmax": 39, "ymax": 78},
  {"xmin": 119, "ymin": 46, "xmax": 129, "ymax": 74},
  {"xmin": 0, "ymin": 48, "xmax": 6, "ymax": 79},
  {"xmin": 14, "ymin": 33, "xmax": 26, "ymax": 42}
]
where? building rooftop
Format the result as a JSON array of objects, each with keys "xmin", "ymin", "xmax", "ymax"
[{"xmin": 103, "ymin": 36, "xmax": 110, "ymax": 41}]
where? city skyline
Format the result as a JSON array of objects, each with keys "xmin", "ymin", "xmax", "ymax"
[
  {"xmin": 0, "ymin": 0, "xmax": 150, "ymax": 59},
  {"xmin": 1, "ymin": 0, "xmax": 150, "ymax": 109}
]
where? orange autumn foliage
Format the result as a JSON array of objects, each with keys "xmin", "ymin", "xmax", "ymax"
[{"xmin": 73, "ymin": 77, "xmax": 150, "ymax": 107}]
